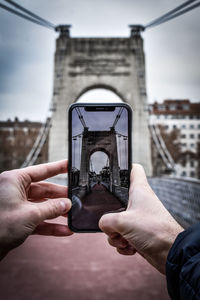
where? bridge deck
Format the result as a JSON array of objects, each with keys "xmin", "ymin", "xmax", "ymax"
[
  {"xmin": 0, "ymin": 177, "xmax": 174, "ymax": 300},
  {"xmin": 1, "ymin": 177, "xmax": 199, "ymax": 299},
  {"xmin": 72, "ymin": 183, "xmax": 124, "ymax": 230}
]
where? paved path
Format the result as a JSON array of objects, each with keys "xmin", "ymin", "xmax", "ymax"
[
  {"xmin": 72, "ymin": 183, "xmax": 124, "ymax": 230},
  {"xmin": 0, "ymin": 177, "xmax": 170, "ymax": 300},
  {"xmin": 0, "ymin": 222, "xmax": 169, "ymax": 300}
]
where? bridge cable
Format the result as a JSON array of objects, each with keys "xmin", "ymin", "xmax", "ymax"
[
  {"xmin": 149, "ymin": 123, "xmax": 175, "ymax": 171},
  {"xmin": 3, "ymin": 0, "xmax": 56, "ymax": 29},
  {"xmin": 112, "ymin": 107, "xmax": 124, "ymax": 128},
  {"xmin": 73, "ymin": 136, "xmax": 77, "ymax": 168},
  {"xmin": 78, "ymin": 135, "xmax": 81, "ymax": 167},
  {"xmin": 75, "ymin": 108, "xmax": 87, "ymax": 128},
  {"xmin": 0, "ymin": 2, "xmax": 55, "ymax": 30},
  {"xmin": 145, "ymin": 0, "xmax": 200, "ymax": 29},
  {"xmin": 21, "ymin": 117, "xmax": 51, "ymax": 168}
]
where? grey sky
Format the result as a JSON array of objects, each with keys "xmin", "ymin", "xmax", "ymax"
[{"xmin": 0, "ymin": 0, "xmax": 199, "ymax": 121}]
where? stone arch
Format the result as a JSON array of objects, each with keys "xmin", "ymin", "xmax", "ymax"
[
  {"xmin": 89, "ymin": 147, "xmax": 110, "ymax": 158},
  {"xmin": 75, "ymin": 84, "xmax": 126, "ymax": 103},
  {"xmin": 89, "ymin": 150, "xmax": 110, "ymax": 189}
]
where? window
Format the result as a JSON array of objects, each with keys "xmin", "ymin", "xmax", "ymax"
[
  {"xmin": 165, "ymin": 125, "xmax": 169, "ymax": 129},
  {"xmin": 198, "ymin": 134, "xmax": 200, "ymax": 139},
  {"xmin": 183, "ymin": 104, "xmax": 189, "ymax": 110},
  {"xmin": 190, "ymin": 161, "xmax": 194, "ymax": 167},
  {"xmin": 181, "ymin": 171, "xmax": 186, "ymax": 177},
  {"xmin": 181, "ymin": 134, "xmax": 186, "ymax": 139},
  {"xmin": 182, "ymin": 160, "xmax": 186, "ymax": 167},
  {"xmin": 169, "ymin": 104, "xmax": 176, "ymax": 111},
  {"xmin": 190, "ymin": 134, "xmax": 195, "ymax": 139},
  {"xmin": 173, "ymin": 125, "xmax": 177, "ymax": 129},
  {"xmin": 181, "ymin": 124, "xmax": 186, "ymax": 129},
  {"xmin": 190, "ymin": 171, "xmax": 195, "ymax": 177},
  {"xmin": 158, "ymin": 105, "xmax": 165, "ymax": 111},
  {"xmin": 190, "ymin": 124, "xmax": 194, "ymax": 129},
  {"xmin": 198, "ymin": 124, "xmax": 200, "ymax": 129},
  {"xmin": 190, "ymin": 143, "xmax": 195, "ymax": 148},
  {"xmin": 189, "ymin": 116, "xmax": 194, "ymax": 119},
  {"xmin": 181, "ymin": 143, "xmax": 186, "ymax": 147}
]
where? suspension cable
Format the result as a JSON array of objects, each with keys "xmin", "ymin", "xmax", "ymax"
[
  {"xmin": 0, "ymin": 3, "xmax": 55, "ymax": 30},
  {"xmin": 75, "ymin": 108, "xmax": 87, "ymax": 128},
  {"xmin": 148, "ymin": 1, "xmax": 200, "ymax": 29},
  {"xmin": 112, "ymin": 107, "xmax": 124, "ymax": 128},
  {"xmin": 3, "ymin": 0, "xmax": 56, "ymax": 29},
  {"xmin": 145, "ymin": 0, "xmax": 200, "ymax": 29}
]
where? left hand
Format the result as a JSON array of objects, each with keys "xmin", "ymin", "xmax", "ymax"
[{"xmin": 0, "ymin": 160, "xmax": 72, "ymax": 260}]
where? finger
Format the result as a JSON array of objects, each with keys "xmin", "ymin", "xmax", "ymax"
[
  {"xmin": 108, "ymin": 235, "xmax": 129, "ymax": 249},
  {"xmin": 21, "ymin": 160, "xmax": 68, "ymax": 182},
  {"xmin": 32, "ymin": 221, "xmax": 73, "ymax": 236},
  {"xmin": 129, "ymin": 164, "xmax": 148, "ymax": 190},
  {"xmin": 28, "ymin": 182, "xmax": 68, "ymax": 200},
  {"xmin": 35, "ymin": 198, "xmax": 72, "ymax": 221},
  {"xmin": 117, "ymin": 246, "xmax": 137, "ymax": 256},
  {"xmin": 99, "ymin": 212, "xmax": 123, "ymax": 235},
  {"xmin": 127, "ymin": 164, "xmax": 149, "ymax": 210}
]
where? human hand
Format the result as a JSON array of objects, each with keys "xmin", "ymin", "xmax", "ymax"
[
  {"xmin": 99, "ymin": 164, "xmax": 183, "ymax": 274},
  {"xmin": 0, "ymin": 160, "xmax": 72, "ymax": 260}
]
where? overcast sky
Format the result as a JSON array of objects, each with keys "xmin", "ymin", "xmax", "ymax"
[{"xmin": 0, "ymin": 0, "xmax": 199, "ymax": 121}]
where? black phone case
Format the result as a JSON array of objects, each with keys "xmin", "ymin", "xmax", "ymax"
[{"xmin": 68, "ymin": 103, "xmax": 132, "ymax": 233}]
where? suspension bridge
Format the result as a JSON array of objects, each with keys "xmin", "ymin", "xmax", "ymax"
[
  {"xmin": 0, "ymin": 1, "xmax": 200, "ymax": 299},
  {"xmin": 1, "ymin": 0, "xmax": 199, "ymax": 226}
]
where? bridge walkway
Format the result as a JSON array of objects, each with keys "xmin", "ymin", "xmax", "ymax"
[
  {"xmin": 0, "ymin": 177, "xmax": 172, "ymax": 300},
  {"xmin": 72, "ymin": 183, "xmax": 124, "ymax": 229}
]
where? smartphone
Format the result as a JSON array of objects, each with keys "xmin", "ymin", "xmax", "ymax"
[{"xmin": 68, "ymin": 103, "xmax": 132, "ymax": 232}]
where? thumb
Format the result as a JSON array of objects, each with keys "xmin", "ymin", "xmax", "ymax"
[
  {"xmin": 127, "ymin": 164, "xmax": 149, "ymax": 210},
  {"xmin": 129, "ymin": 164, "xmax": 148, "ymax": 192},
  {"xmin": 35, "ymin": 198, "xmax": 72, "ymax": 221},
  {"xmin": 99, "ymin": 212, "xmax": 123, "ymax": 236}
]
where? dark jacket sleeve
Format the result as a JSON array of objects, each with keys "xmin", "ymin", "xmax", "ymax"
[{"xmin": 166, "ymin": 223, "xmax": 200, "ymax": 300}]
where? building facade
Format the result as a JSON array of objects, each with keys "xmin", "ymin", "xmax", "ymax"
[
  {"xmin": 0, "ymin": 118, "xmax": 48, "ymax": 173},
  {"xmin": 150, "ymin": 99, "xmax": 200, "ymax": 179}
]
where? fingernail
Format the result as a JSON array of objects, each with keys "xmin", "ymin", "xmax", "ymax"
[{"xmin": 60, "ymin": 200, "xmax": 67, "ymax": 212}]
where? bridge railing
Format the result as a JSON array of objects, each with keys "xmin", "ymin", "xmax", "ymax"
[{"xmin": 149, "ymin": 177, "xmax": 200, "ymax": 228}]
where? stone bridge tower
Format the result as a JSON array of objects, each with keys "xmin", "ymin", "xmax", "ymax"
[
  {"xmin": 79, "ymin": 128, "xmax": 120, "ymax": 189},
  {"xmin": 49, "ymin": 25, "xmax": 152, "ymax": 175}
]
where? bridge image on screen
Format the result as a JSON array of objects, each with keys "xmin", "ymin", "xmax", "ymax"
[{"xmin": 71, "ymin": 106, "xmax": 129, "ymax": 230}]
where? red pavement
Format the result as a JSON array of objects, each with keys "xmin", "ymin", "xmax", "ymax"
[
  {"xmin": 0, "ymin": 220, "xmax": 169, "ymax": 300},
  {"xmin": 83, "ymin": 183, "xmax": 123, "ymax": 213}
]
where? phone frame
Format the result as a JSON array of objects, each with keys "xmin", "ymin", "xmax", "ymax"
[{"xmin": 68, "ymin": 102, "xmax": 132, "ymax": 233}]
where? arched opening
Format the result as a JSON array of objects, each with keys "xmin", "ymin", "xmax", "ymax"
[
  {"xmin": 89, "ymin": 151, "xmax": 110, "ymax": 189},
  {"xmin": 77, "ymin": 87, "xmax": 123, "ymax": 103}
]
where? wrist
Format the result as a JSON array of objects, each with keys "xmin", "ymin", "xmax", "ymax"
[{"xmin": 145, "ymin": 222, "xmax": 184, "ymax": 274}]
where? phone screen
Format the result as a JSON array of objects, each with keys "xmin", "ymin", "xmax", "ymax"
[{"xmin": 68, "ymin": 103, "xmax": 132, "ymax": 232}]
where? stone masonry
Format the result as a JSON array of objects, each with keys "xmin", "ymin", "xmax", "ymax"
[{"xmin": 49, "ymin": 26, "xmax": 152, "ymax": 175}]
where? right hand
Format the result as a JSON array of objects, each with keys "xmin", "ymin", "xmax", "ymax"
[{"xmin": 99, "ymin": 164, "xmax": 183, "ymax": 274}]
